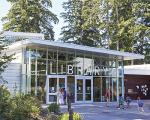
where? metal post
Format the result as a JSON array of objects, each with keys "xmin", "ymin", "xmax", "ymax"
[
  {"xmin": 68, "ymin": 96, "xmax": 71, "ymax": 112},
  {"xmin": 69, "ymin": 109, "xmax": 73, "ymax": 120},
  {"xmin": 68, "ymin": 92, "xmax": 73, "ymax": 120}
]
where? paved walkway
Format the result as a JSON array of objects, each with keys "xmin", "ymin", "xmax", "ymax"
[{"xmin": 60, "ymin": 101, "xmax": 150, "ymax": 120}]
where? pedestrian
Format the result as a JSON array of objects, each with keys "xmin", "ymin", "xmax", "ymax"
[
  {"xmin": 58, "ymin": 88, "xmax": 64, "ymax": 105},
  {"xmin": 105, "ymin": 88, "xmax": 110, "ymax": 107},
  {"xmin": 137, "ymin": 96, "xmax": 144, "ymax": 112},
  {"xmin": 118, "ymin": 94, "xmax": 124, "ymax": 109},
  {"xmin": 63, "ymin": 88, "xmax": 67, "ymax": 105},
  {"xmin": 126, "ymin": 94, "xmax": 132, "ymax": 108}
]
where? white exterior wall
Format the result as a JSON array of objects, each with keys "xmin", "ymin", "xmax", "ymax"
[
  {"xmin": 1, "ymin": 63, "xmax": 21, "ymax": 94},
  {"xmin": 1, "ymin": 49, "xmax": 22, "ymax": 94}
]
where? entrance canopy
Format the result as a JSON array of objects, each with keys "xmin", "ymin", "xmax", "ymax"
[{"xmin": 8, "ymin": 39, "xmax": 144, "ymax": 60}]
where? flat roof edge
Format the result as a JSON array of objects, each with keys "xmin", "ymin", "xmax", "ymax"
[{"xmin": 7, "ymin": 39, "xmax": 144, "ymax": 60}]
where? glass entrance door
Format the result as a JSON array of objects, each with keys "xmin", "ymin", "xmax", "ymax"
[
  {"xmin": 85, "ymin": 79, "xmax": 92, "ymax": 101},
  {"xmin": 46, "ymin": 75, "xmax": 67, "ymax": 104},
  {"xmin": 75, "ymin": 76, "xmax": 93, "ymax": 103},
  {"xmin": 76, "ymin": 79, "xmax": 83, "ymax": 101}
]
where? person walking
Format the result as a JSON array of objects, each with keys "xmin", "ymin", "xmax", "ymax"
[
  {"xmin": 58, "ymin": 88, "xmax": 64, "ymax": 105},
  {"xmin": 126, "ymin": 94, "xmax": 132, "ymax": 108},
  {"xmin": 105, "ymin": 88, "xmax": 110, "ymax": 107}
]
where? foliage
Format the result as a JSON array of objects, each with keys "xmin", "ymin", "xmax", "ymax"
[
  {"xmin": 11, "ymin": 94, "xmax": 40, "ymax": 120},
  {"xmin": 60, "ymin": 0, "xmax": 102, "ymax": 47},
  {"xmin": 0, "ymin": 85, "xmax": 12, "ymax": 120},
  {"xmin": 59, "ymin": 112, "xmax": 82, "ymax": 120},
  {"xmin": 2, "ymin": 0, "xmax": 59, "ymax": 40},
  {"xmin": 0, "ymin": 35, "xmax": 14, "ymax": 84},
  {"xmin": 0, "ymin": 86, "xmax": 41, "ymax": 120},
  {"xmin": 61, "ymin": 0, "xmax": 150, "ymax": 64},
  {"xmin": 47, "ymin": 114, "xmax": 59, "ymax": 120},
  {"xmin": 99, "ymin": 0, "xmax": 150, "ymax": 64},
  {"xmin": 48, "ymin": 103, "xmax": 60, "ymax": 114}
]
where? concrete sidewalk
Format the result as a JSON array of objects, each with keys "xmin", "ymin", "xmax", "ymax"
[{"xmin": 60, "ymin": 102, "xmax": 150, "ymax": 120}]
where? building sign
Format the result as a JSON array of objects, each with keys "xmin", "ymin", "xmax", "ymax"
[{"xmin": 50, "ymin": 64, "xmax": 113, "ymax": 76}]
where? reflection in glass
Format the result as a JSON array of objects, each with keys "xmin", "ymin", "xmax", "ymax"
[
  {"xmin": 58, "ymin": 51, "xmax": 66, "ymax": 61},
  {"xmin": 109, "ymin": 77, "xmax": 117, "ymax": 101},
  {"xmin": 112, "ymin": 78, "xmax": 117, "ymax": 101},
  {"xmin": 48, "ymin": 60, "xmax": 57, "ymax": 74},
  {"xmin": 58, "ymin": 61, "xmax": 66, "ymax": 75},
  {"xmin": 119, "ymin": 77, "xmax": 122, "ymax": 95},
  {"xmin": 29, "ymin": 49, "xmax": 36, "ymax": 60},
  {"xmin": 102, "ymin": 77, "xmax": 107, "ymax": 101},
  {"xmin": 48, "ymin": 50, "xmax": 54, "ymax": 59},
  {"xmin": 85, "ymin": 79, "xmax": 91, "ymax": 100},
  {"xmin": 84, "ymin": 55, "xmax": 93, "ymax": 76},
  {"xmin": 67, "ymin": 76, "xmax": 75, "ymax": 103},
  {"xmin": 31, "ymin": 59, "xmax": 36, "ymax": 74},
  {"xmin": 49, "ymin": 95, "xmax": 57, "ymax": 102},
  {"xmin": 93, "ymin": 77, "xmax": 102, "ymax": 102},
  {"xmin": 49, "ymin": 78, "xmax": 57, "ymax": 93},
  {"xmin": 37, "ymin": 49, "xmax": 47, "ymax": 59},
  {"xmin": 59, "ymin": 78, "xmax": 65, "ymax": 88},
  {"xmin": 67, "ymin": 52, "xmax": 75, "ymax": 61},
  {"xmin": 37, "ymin": 76, "xmax": 46, "ymax": 103},
  {"xmin": 76, "ymin": 54, "xmax": 84, "ymax": 75},
  {"xmin": 37, "ymin": 59, "xmax": 46, "ymax": 74},
  {"xmin": 31, "ymin": 75, "xmax": 35, "ymax": 95},
  {"xmin": 93, "ymin": 56, "xmax": 101, "ymax": 76},
  {"xmin": 77, "ymin": 79, "xmax": 83, "ymax": 101}
]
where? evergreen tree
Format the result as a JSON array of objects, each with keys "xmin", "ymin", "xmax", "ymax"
[
  {"xmin": 1, "ymin": 0, "xmax": 59, "ymax": 40},
  {"xmin": 60, "ymin": 0, "xmax": 83, "ymax": 43},
  {"xmin": 61, "ymin": 0, "xmax": 102, "ymax": 47},
  {"xmin": 132, "ymin": 0, "xmax": 150, "ymax": 64},
  {"xmin": 101, "ymin": 0, "xmax": 135, "ymax": 52},
  {"xmin": 101, "ymin": 0, "xmax": 150, "ymax": 63},
  {"xmin": 0, "ymin": 34, "xmax": 13, "ymax": 84}
]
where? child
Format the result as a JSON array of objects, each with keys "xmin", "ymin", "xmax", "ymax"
[
  {"xmin": 126, "ymin": 94, "xmax": 132, "ymax": 108},
  {"xmin": 137, "ymin": 96, "xmax": 144, "ymax": 112},
  {"xmin": 118, "ymin": 94, "xmax": 124, "ymax": 109}
]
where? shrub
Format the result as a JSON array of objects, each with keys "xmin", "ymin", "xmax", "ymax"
[
  {"xmin": 0, "ymin": 85, "xmax": 45, "ymax": 120},
  {"xmin": 48, "ymin": 103, "xmax": 60, "ymax": 114},
  {"xmin": 0, "ymin": 85, "xmax": 13, "ymax": 120},
  {"xmin": 11, "ymin": 94, "xmax": 40, "ymax": 120},
  {"xmin": 59, "ymin": 112, "xmax": 82, "ymax": 120},
  {"xmin": 47, "ymin": 114, "xmax": 59, "ymax": 120}
]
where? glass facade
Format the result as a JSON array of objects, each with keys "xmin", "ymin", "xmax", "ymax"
[{"xmin": 23, "ymin": 46, "xmax": 124, "ymax": 103}]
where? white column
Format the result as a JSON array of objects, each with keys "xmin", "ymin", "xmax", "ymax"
[
  {"xmin": 116, "ymin": 58, "xmax": 119, "ymax": 102},
  {"xmin": 121, "ymin": 57, "xmax": 125, "ymax": 98}
]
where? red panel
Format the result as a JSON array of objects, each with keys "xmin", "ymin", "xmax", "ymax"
[{"xmin": 124, "ymin": 75, "xmax": 150, "ymax": 100}]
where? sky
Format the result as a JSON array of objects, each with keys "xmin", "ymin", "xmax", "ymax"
[{"xmin": 0, "ymin": 0, "xmax": 67, "ymax": 40}]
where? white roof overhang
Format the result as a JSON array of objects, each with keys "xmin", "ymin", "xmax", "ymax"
[
  {"xmin": 7, "ymin": 39, "xmax": 144, "ymax": 60},
  {"xmin": 1, "ymin": 31, "xmax": 44, "ymax": 39},
  {"xmin": 124, "ymin": 64, "xmax": 150, "ymax": 75}
]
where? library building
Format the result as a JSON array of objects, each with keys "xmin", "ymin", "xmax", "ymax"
[{"xmin": 0, "ymin": 31, "xmax": 144, "ymax": 104}]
